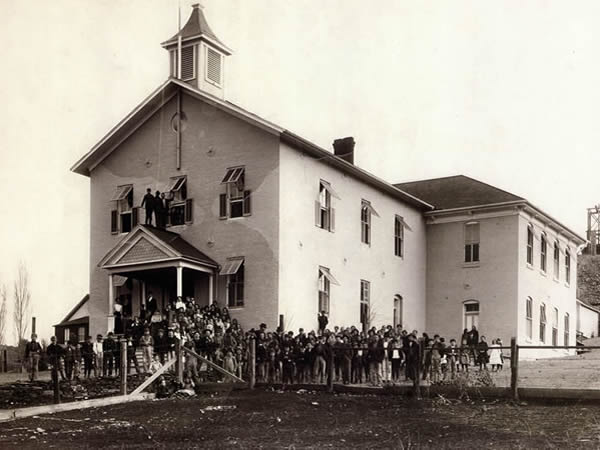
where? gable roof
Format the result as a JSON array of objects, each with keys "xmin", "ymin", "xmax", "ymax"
[
  {"xmin": 71, "ymin": 78, "xmax": 433, "ymax": 211},
  {"xmin": 55, "ymin": 294, "xmax": 89, "ymax": 326},
  {"xmin": 98, "ymin": 224, "xmax": 218, "ymax": 269},
  {"xmin": 161, "ymin": 4, "xmax": 232, "ymax": 55},
  {"xmin": 394, "ymin": 175, "xmax": 525, "ymax": 211}
]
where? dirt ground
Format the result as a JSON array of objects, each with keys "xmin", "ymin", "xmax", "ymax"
[{"xmin": 1, "ymin": 389, "xmax": 600, "ymax": 449}]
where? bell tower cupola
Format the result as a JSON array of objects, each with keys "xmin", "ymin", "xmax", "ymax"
[{"xmin": 161, "ymin": 3, "xmax": 232, "ymax": 99}]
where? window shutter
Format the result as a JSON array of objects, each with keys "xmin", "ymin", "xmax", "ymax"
[
  {"xmin": 243, "ymin": 190, "xmax": 251, "ymax": 216},
  {"xmin": 219, "ymin": 193, "xmax": 228, "ymax": 219},
  {"xmin": 181, "ymin": 46, "xmax": 195, "ymax": 80},
  {"xmin": 185, "ymin": 199, "xmax": 193, "ymax": 224},
  {"xmin": 206, "ymin": 47, "xmax": 222, "ymax": 84},
  {"xmin": 330, "ymin": 207, "xmax": 335, "ymax": 232},
  {"xmin": 132, "ymin": 207, "xmax": 139, "ymax": 228},
  {"xmin": 315, "ymin": 200, "xmax": 321, "ymax": 228},
  {"xmin": 110, "ymin": 210, "xmax": 118, "ymax": 234}
]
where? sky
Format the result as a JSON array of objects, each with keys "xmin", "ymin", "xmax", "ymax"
[{"xmin": 1, "ymin": 0, "xmax": 600, "ymax": 343}]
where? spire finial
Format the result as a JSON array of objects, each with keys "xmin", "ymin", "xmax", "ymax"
[{"xmin": 192, "ymin": 3, "xmax": 204, "ymax": 9}]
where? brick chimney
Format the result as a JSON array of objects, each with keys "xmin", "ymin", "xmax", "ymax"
[{"xmin": 333, "ymin": 137, "xmax": 355, "ymax": 165}]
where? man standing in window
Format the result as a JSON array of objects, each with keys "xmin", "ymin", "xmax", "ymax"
[
  {"xmin": 141, "ymin": 188, "xmax": 155, "ymax": 225},
  {"xmin": 318, "ymin": 311, "xmax": 328, "ymax": 336}
]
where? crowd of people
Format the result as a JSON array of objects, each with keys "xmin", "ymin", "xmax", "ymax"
[{"xmin": 30, "ymin": 297, "xmax": 505, "ymax": 388}]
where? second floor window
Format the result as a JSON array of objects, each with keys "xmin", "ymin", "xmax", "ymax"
[
  {"xmin": 464, "ymin": 222, "xmax": 480, "ymax": 263},
  {"xmin": 540, "ymin": 234, "xmax": 547, "ymax": 273},
  {"xmin": 394, "ymin": 216, "xmax": 405, "ymax": 258},
  {"xmin": 315, "ymin": 181, "xmax": 338, "ymax": 232},
  {"xmin": 220, "ymin": 167, "xmax": 251, "ymax": 219},
  {"xmin": 526, "ymin": 225, "xmax": 534, "ymax": 265},
  {"xmin": 361, "ymin": 200, "xmax": 379, "ymax": 245},
  {"xmin": 164, "ymin": 176, "xmax": 192, "ymax": 226},
  {"xmin": 553, "ymin": 242, "xmax": 560, "ymax": 279},
  {"xmin": 565, "ymin": 250, "xmax": 571, "ymax": 285},
  {"xmin": 110, "ymin": 184, "xmax": 137, "ymax": 234}
]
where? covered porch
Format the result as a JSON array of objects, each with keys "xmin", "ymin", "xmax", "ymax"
[{"xmin": 98, "ymin": 225, "xmax": 219, "ymax": 332}]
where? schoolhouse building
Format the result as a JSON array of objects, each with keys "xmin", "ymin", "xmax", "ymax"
[{"xmin": 70, "ymin": 4, "xmax": 586, "ymax": 355}]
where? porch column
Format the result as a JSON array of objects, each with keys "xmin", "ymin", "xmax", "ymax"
[
  {"xmin": 208, "ymin": 273, "xmax": 214, "ymax": 305},
  {"xmin": 108, "ymin": 274, "xmax": 115, "ymax": 332},
  {"xmin": 176, "ymin": 266, "xmax": 183, "ymax": 298}
]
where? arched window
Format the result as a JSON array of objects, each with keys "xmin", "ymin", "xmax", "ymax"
[
  {"xmin": 540, "ymin": 233, "xmax": 547, "ymax": 273},
  {"xmin": 393, "ymin": 295, "xmax": 403, "ymax": 328},
  {"xmin": 526, "ymin": 297, "xmax": 533, "ymax": 339},
  {"xmin": 463, "ymin": 300, "xmax": 480, "ymax": 330},
  {"xmin": 526, "ymin": 224, "xmax": 534, "ymax": 265}
]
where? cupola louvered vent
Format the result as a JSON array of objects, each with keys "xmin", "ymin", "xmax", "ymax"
[
  {"xmin": 181, "ymin": 46, "xmax": 195, "ymax": 80},
  {"xmin": 206, "ymin": 47, "xmax": 222, "ymax": 85}
]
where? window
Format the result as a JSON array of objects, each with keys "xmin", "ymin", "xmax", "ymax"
[
  {"xmin": 361, "ymin": 200, "xmax": 379, "ymax": 245},
  {"xmin": 394, "ymin": 216, "xmax": 405, "ymax": 258},
  {"xmin": 553, "ymin": 241, "xmax": 560, "ymax": 279},
  {"xmin": 164, "ymin": 176, "xmax": 192, "ymax": 226},
  {"xmin": 315, "ymin": 181, "xmax": 338, "ymax": 232},
  {"xmin": 540, "ymin": 234, "xmax": 547, "ymax": 273},
  {"xmin": 206, "ymin": 47, "xmax": 222, "ymax": 85},
  {"xmin": 171, "ymin": 46, "xmax": 196, "ymax": 80},
  {"xmin": 463, "ymin": 300, "xmax": 480, "ymax": 330},
  {"xmin": 464, "ymin": 222, "xmax": 480, "ymax": 263},
  {"xmin": 540, "ymin": 303, "xmax": 546, "ymax": 343},
  {"xmin": 527, "ymin": 225, "xmax": 534, "ymax": 265},
  {"xmin": 360, "ymin": 280, "xmax": 370, "ymax": 332},
  {"xmin": 110, "ymin": 185, "xmax": 136, "ymax": 234},
  {"xmin": 220, "ymin": 257, "xmax": 245, "ymax": 307},
  {"xmin": 526, "ymin": 297, "xmax": 533, "ymax": 340},
  {"xmin": 393, "ymin": 295, "xmax": 403, "ymax": 328},
  {"xmin": 78, "ymin": 326, "xmax": 86, "ymax": 343},
  {"xmin": 552, "ymin": 307, "xmax": 559, "ymax": 346},
  {"xmin": 220, "ymin": 167, "xmax": 251, "ymax": 219},
  {"xmin": 565, "ymin": 250, "xmax": 571, "ymax": 285},
  {"xmin": 564, "ymin": 313, "xmax": 570, "ymax": 347},
  {"xmin": 317, "ymin": 267, "xmax": 335, "ymax": 314}
]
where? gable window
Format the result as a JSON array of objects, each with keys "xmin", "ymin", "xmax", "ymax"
[
  {"xmin": 394, "ymin": 216, "xmax": 405, "ymax": 258},
  {"xmin": 463, "ymin": 300, "xmax": 480, "ymax": 330},
  {"xmin": 164, "ymin": 176, "xmax": 192, "ymax": 226},
  {"xmin": 206, "ymin": 47, "xmax": 222, "ymax": 85},
  {"xmin": 565, "ymin": 250, "xmax": 571, "ymax": 285},
  {"xmin": 110, "ymin": 184, "xmax": 137, "ymax": 234},
  {"xmin": 526, "ymin": 224, "xmax": 534, "ymax": 265},
  {"xmin": 540, "ymin": 303, "xmax": 546, "ymax": 343},
  {"xmin": 564, "ymin": 313, "xmax": 570, "ymax": 347},
  {"xmin": 361, "ymin": 200, "xmax": 379, "ymax": 245},
  {"xmin": 318, "ymin": 266, "xmax": 338, "ymax": 315},
  {"xmin": 220, "ymin": 167, "xmax": 251, "ymax": 219},
  {"xmin": 552, "ymin": 307, "xmax": 559, "ymax": 346},
  {"xmin": 464, "ymin": 222, "xmax": 480, "ymax": 263},
  {"xmin": 220, "ymin": 257, "xmax": 244, "ymax": 308},
  {"xmin": 553, "ymin": 241, "xmax": 560, "ymax": 279},
  {"xmin": 540, "ymin": 234, "xmax": 547, "ymax": 273},
  {"xmin": 315, "ymin": 181, "xmax": 338, "ymax": 232},
  {"xmin": 360, "ymin": 280, "xmax": 370, "ymax": 332},
  {"xmin": 526, "ymin": 297, "xmax": 533, "ymax": 340}
]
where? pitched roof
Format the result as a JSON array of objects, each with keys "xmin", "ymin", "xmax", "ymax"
[
  {"xmin": 141, "ymin": 225, "xmax": 218, "ymax": 267},
  {"xmin": 71, "ymin": 78, "xmax": 433, "ymax": 211},
  {"xmin": 161, "ymin": 4, "xmax": 231, "ymax": 55},
  {"xmin": 394, "ymin": 175, "xmax": 525, "ymax": 210},
  {"xmin": 55, "ymin": 294, "xmax": 89, "ymax": 326}
]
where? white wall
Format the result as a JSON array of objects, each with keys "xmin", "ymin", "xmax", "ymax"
[
  {"xmin": 577, "ymin": 302, "xmax": 599, "ymax": 339},
  {"xmin": 278, "ymin": 143, "xmax": 427, "ymax": 333}
]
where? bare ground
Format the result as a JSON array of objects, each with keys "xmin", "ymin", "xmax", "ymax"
[{"xmin": 1, "ymin": 389, "xmax": 600, "ymax": 449}]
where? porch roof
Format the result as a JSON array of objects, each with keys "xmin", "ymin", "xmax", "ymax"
[{"xmin": 98, "ymin": 225, "xmax": 218, "ymax": 271}]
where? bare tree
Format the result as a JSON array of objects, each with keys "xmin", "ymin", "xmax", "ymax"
[
  {"xmin": 0, "ymin": 284, "xmax": 7, "ymax": 347},
  {"xmin": 13, "ymin": 262, "xmax": 31, "ymax": 344}
]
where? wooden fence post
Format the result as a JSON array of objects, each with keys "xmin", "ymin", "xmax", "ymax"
[
  {"xmin": 510, "ymin": 337, "xmax": 519, "ymax": 401},
  {"xmin": 249, "ymin": 338, "xmax": 256, "ymax": 389},
  {"xmin": 414, "ymin": 342, "xmax": 422, "ymax": 399},
  {"xmin": 176, "ymin": 339, "xmax": 184, "ymax": 385},
  {"xmin": 120, "ymin": 340, "xmax": 127, "ymax": 395},
  {"xmin": 2, "ymin": 349, "xmax": 6, "ymax": 373},
  {"xmin": 53, "ymin": 365, "xmax": 61, "ymax": 404},
  {"xmin": 327, "ymin": 346, "xmax": 334, "ymax": 392}
]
